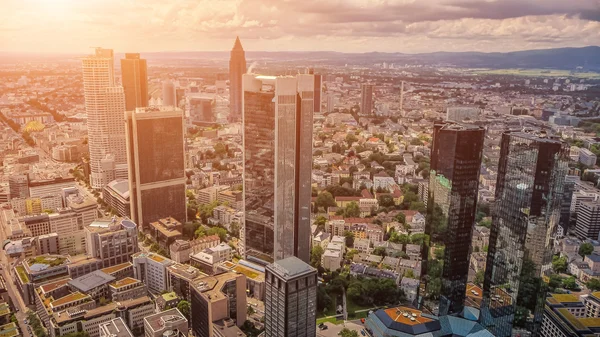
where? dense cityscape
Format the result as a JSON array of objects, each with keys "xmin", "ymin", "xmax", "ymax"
[{"xmin": 2, "ymin": 3, "xmax": 600, "ymax": 337}]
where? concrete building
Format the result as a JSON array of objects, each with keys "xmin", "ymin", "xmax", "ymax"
[
  {"xmin": 575, "ymin": 201, "xmax": 600, "ymax": 240},
  {"xmin": 85, "ymin": 218, "xmax": 139, "ymax": 268},
  {"xmin": 82, "ymin": 48, "xmax": 128, "ymax": 189},
  {"xmin": 126, "ymin": 106, "xmax": 186, "ymax": 228},
  {"xmin": 99, "ymin": 318, "xmax": 134, "ymax": 337},
  {"xmin": 102, "ymin": 179, "xmax": 131, "ymax": 218},
  {"xmin": 37, "ymin": 233, "xmax": 59, "ymax": 255},
  {"xmin": 580, "ymin": 148, "xmax": 598, "ymax": 167},
  {"xmin": 132, "ymin": 252, "xmax": 175, "ymax": 294},
  {"xmin": 264, "ymin": 257, "xmax": 317, "ymax": 337},
  {"xmin": 361, "ymin": 84, "xmax": 374, "ymax": 115},
  {"xmin": 541, "ymin": 293, "xmax": 600, "ymax": 337},
  {"xmin": 446, "ymin": 106, "xmax": 481, "ymax": 122},
  {"xmin": 150, "ymin": 217, "xmax": 183, "ymax": 249},
  {"xmin": 189, "ymin": 243, "xmax": 232, "ymax": 275},
  {"xmin": 8, "ymin": 174, "xmax": 29, "ymax": 199},
  {"xmin": 190, "ymin": 272, "xmax": 247, "ymax": 337},
  {"xmin": 143, "ymin": 308, "xmax": 188, "ymax": 337}
]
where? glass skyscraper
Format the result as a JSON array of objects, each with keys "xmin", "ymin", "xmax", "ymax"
[
  {"xmin": 120, "ymin": 53, "xmax": 148, "ymax": 112},
  {"xmin": 480, "ymin": 129, "xmax": 568, "ymax": 337},
  {"xmin": 229, "ymin": 36, "xmax": 246, "ymax": 122},
  {"xmin": 420, "ymin": 122, "xmax": 485, "ymax": 316},
  {"xmin": 242, "ymin": 73, "xmax": 314, "ymax": 265}
]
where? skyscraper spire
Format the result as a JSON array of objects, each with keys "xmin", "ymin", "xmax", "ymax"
[{"xmin": 229, "ymin": 36, "xmax": 247, "ymax": 122}]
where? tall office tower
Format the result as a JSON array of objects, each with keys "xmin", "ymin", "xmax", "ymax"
[
  {"xmin": 242, "ymin": 74, "xmax": 313, "ymax": 265},
  {"xmin": 126, "ymin": 106, "xmax": 186, "ymax": 228},
  {"xmin": 361, "ymin": 83, "xmax": 374, "ymax": 114},
  {"xmin": 229, "ymin": 36, "xmax": 247, "ymax": 122},
  {"xmin": 162, "ymin": 80, "xmax": 176, "ymax": 107},
  {"xmin": 264, "ymin": 257, "xmax": 317, "ymax": 337},
  {"xmin": 120, "ymin": 53, "xmax": 148, "ymax": 111},
  {"xmin": 399, "ymin": 81, "xmax": 404, "ymax": 116},
  {"xmin": 559, "ymin": 175, "xmax": 578, "ymax": 235},
  {"xmin": 189, "ymin": 95, "xmax": 216, "ymax": 125},
  {"xmin": 480, "ymin": 130, "xmax": 568, "ymax": 337},
  {"xmin": 326, "ymin": 93, "xmax": 336, "ymax": 113},
  {"xmin": 82, "ymin": 48, "xmax": 127, "ymax": 189},
  {"xmin": 313, "ymin": 73, "xmax": 322, "ymax": 113},
  {"xmin": 421, "ymin": 123, "xmax": 485, "ymax": 316},
  {"xmin": 8, "ymin": 174, "xmax": 29, "ymax": 199}
]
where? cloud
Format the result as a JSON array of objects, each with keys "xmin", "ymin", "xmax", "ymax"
[{"xmin": 0, "ymin": 0, "xmax": 599, "ymax": 53}]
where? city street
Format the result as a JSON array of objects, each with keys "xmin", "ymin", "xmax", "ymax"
[{"xmin": 1, "ymin": 266, "xmax": 31, "ymax": 337}]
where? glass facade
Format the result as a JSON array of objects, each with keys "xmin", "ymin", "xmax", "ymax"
[
  {"xmin": 136, "ymin": 117, "xmax": 185, "ymax": 184},
  {"xmin": 480, "ymin": 130, "xmax": 568, "ymax": 337},
  {"xmin": 243, "ymin": 75, "xmax": 313, "ymax": 264},
  {"xmin": 120, "ymin": 53, "xmax": 148, "ymax": 112},
  {"xmin": 421, "ymin": 123, "xmax": 485, "ymax": 316}
]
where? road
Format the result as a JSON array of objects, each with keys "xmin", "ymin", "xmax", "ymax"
[{"xmin": 1, "ymin": 264, "xmax": 31, "ymax": 337}]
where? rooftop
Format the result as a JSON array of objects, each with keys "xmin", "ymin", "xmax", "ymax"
[
  {"xmin": 110, "ymin": 277, "xmax": 140, "ymax": 289},
  {"xmin": 192, "ymin": 272, "xmax": 242, "ymax": 304},
  {"xmin": 50, "ymin": 291, "xmax": 90, "ymax": 308},
  {"xmin": 101, "ymin": 262, "xmax": 132, "ymax": 275},
  {"xmin": 0, "ymin": 322, "xmax": 19, "ymax": 337},
  {"xmin": 267, "ymin": 256, "xmax": 315, "ymax": 280},
  {"xmin": 143, "ymin": 308, "xmax": 187, "ymax": 332},
  {"xmin": 99, "ymin": 318, "xmax": 133, "ymax": 337},
  {"xmin": 68, "ymin": 270, "xmax": 115, "ymax": 292},
  {"xmin": 26, "ymin": 255, "xmax": 68, "ymax": 269},
  {"xmin": 383, "ymin": 307, "xmax": 433, "ymax": 326}
]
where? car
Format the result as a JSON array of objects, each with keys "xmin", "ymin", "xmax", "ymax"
[
  {"xmin": 361, "ymin": 331, "xmax": 366, "ymax": 336},
  {"xmin": 321, "ymin": 325, "xmax": 328, "ymax": 330},
  {"xmin": 360, "ymin": 318, "xmax": 365, "ymax": 324}
]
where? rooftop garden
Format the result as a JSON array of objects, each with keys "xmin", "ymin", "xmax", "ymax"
[
  {"xmin": 101, "ymin": 263, "xmax": 130, "ymax": 275},
  {"xmin": 15, "ymin": 266, "xmax": 29, "ymax": 283},
  {"xmin": 27, "ymin": 256, "xmax": 67, "ymax": 268},
  {"xmin": 233, "ymin": 266, "xmax": 260, "ymax": 280},
  {"xmin": 51, "ymin": 292, "xmax": 88, "ymax": 307},
  {"xmin": 111, "ymin": 278, "xmax": 138, "ymax": 289}
]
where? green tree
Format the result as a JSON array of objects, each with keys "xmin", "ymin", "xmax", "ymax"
[
  {"xmin": 315, "ymin": 216, "xmax": 327, "ymax": 231},
  {"xmin": 474, "ymin": 270, "xmax": 484, "ymax": 286},
  {"xmin": 177, "ymin": 300, "xmax": 191, "ymax": 319},
  {"xmin": 316, "ymin": 191, "xmax": 337, "ymax": 209},
  {"xmin": 404, "ymin": 270, "xmax": 415, "ymax": 279},
  {"xmin": 346, "ymin": 133, "xmax": 358, "ymax": 146},
  {"xmin": 195, "ymin": 226, "xmax": 207, "ymax": 238},
  {"xmin": 343, "ymin": 202, "xmax": 361, "ymax": 217},
  {"xmin": 552, "ymin": 255, "xmax": 568, "ymax": 274},
  {"xmin": 344, "ymin": 231, "xmax": 355, "ymax": 247},
  {"xmin": 562, "ymin": 276, "xmax": 578, "ymax": 290},
  {"xmin": 479, "ymin": 218, "xmax": 492, "ymax": 228},
  {"xmin": 580, "ymin": 242, "xmax": 594, "ymax": 257},
  {"xmin": 395, "ymin": 212, "xmax": 406, "ymax": 224},
  {"xmin": 409, "ymin": 201, "xmax": 426, "ymax": 213},
  {"xmin": 346, "ymin": 249, "xmax": 358, "ymax": 260},
  {"xmin": 587, "ymin": 279, "xmax": 600, "ymax": 291},
  {"xmin": 311, "ymin": 245, "xmax": 324, "ymax": 269},
  {"xmin": 390, "ymin": 232, "xmax": 409, "ymax": 244},
  {"xmin": 372, "ymin": 247, "xmax": 387, "ymax": 257},
  {"xmin": 207, "ymin": 227, "xmax": 228, "ymax": 241},
  {"xmin": 433, "ymin": 247, "xmax": 445, "ymax": 260},
  {"xmin": 229, "ymin": 222, "xmax": 240, "ymax": 238},
  {"xmin": 247, "ymin": 305, "xmax": 255, "ymax": 315},
  {"xmin": 378, "ymin": 194, "xmax": 395, "ymax": 208},
  {"xmin": 338, "ymin": 328, "xmax": 359, "ymax": 337}
]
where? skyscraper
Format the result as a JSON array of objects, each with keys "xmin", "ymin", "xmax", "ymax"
[
  {"xmin": 242, "ymin": 73, "xmax": 314, "ymax": 265},
  {"xmin": 229, "ymin": 36, "xmax": 246, "ymax": 122},
  {"xmin": 313, "ymin": 73, "xmax": 322, "ymax": 113},
  {"xmin": 480, "ymin": 129, "xmax": 568, "ymax": 337},
  {"xmin": 264, "ymin": 257, "xmax": 317, "ymax": 337},
  {"xmin": 361, "ymin": 83, "xmax": 374, "ymax": 114},
  {"xmin": 162, "ymin": 80, "xmax": 176, "ymax": 107},
  {"xmin": 420, "ymin": 123, "xmax": 485, "ymax": 316},
  {"xmin": 82, "ymin": 48, "xmax": 127, "ymax": 189},
  {"xmin": 126, "ymin": 106, "xmax": 186, "ymax": 228},
  {"xmin": 120, "ymin": 53, "xmax": 148, "ymax": 111}
]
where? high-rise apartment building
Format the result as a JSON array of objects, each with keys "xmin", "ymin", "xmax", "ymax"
[
  {"xmin": 264, "ymin": 257, "xmax": 317, "ymax": 337},
  {"xmin": 421, "ymin": 123, "xmax": 485, "ymax": 316},
  {"xmin": 126, "ymin": 106, "xmax": 186, "ymax": 228},
  {"xmin": 82, "ymin": 48, "xmax": 128, "ymax": 189},
  {"xmin": 229, "ymin": 36, "xmax": 246, "ymax": 122},
  {"xmin": 575, "ymin": 201, "xmax": 600, "ymax": 240},
  {"xmin": 480, "ymin": 130, "xmax": 568, "ymax": 337},
  {"xmin": 242, "ymin": 74, "xmax": 314, "ymax": 264},
  {"xmin": 361, "ymin": 83, "xmax": 374, "ymax": 114},
  {"xmin": 121, "ymin": 53, "xmax": 148, "ymax": 111},
  {"xmin": 85, "ymin": 217, "xmax": 139, "ymax": 268}
]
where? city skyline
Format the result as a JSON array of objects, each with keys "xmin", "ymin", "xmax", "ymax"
[{"xmin": 2, "ymin": 0, "xmax": 600, "ymax": 54}]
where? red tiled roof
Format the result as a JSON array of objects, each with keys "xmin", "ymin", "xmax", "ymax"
[
  {"xmin": 361, "ymin": 189, "xmax": 374, "ymax": 198},
  {"xmin": 335, "ymin": 196, "xmax": 361, "ymax": 201},
  {"xmin": 344, "ymin": 217, "xmax": 374, "ymax": 224}
]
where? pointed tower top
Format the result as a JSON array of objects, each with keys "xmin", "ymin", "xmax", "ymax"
[{"xmin": 232, "ymin": 36, "xmax": 244, "ymax": 51}]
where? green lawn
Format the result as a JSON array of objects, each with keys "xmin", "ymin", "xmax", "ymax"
[
  {"xmin": 317, "ymin": 297, "xmax": 337, "ymax": 319},
  {"xmin": 316, "ymin": 316, "xmax": 343, "ymax": 325},
  {"xmin": 346, "ymin": 300, "xmax": 374, "ymax": 315}
]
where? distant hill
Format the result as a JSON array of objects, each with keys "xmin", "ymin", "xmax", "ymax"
[{"xmin": 2, "ymin": 46, "xmax": 599, "ymax": 70}]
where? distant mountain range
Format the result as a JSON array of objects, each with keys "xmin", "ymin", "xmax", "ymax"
[
  {"xmin": 3, "ymin": 46, "xmax": 600, "ymax": 70},
  {"xmin": 140, "ymin": 46, "xmax": 600, "ymax": 70}
]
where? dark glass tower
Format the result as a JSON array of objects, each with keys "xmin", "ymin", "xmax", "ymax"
[
  {"xmin": 242, "ymin": 74, "xmax": 314, "ymax": 265},
  {"xmin": 229, "ymin": 36, "xmax": 247, "ymax": 122},
  {"xmin": 480, "ymin": 130, "xmax": 568, "ymax": 337},
  {"xmin": 361, "ymin": 83, "xmax": 373, "ymax": 114},
  {"xmin": 120, "ymin": 53, "xmax": 148, "ymax": 111},
  {"xmin": 420, "ymin": 122, "xmax": 485, "ymax": 316},
  {"xmin": 126, "ymin": 107, "xmax": 187, "ymax": 228}
]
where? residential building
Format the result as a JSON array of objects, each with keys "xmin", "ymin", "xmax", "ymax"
[
  {"xmin": 446, "ymin": 106, "xmax": 481, "ymax": 122},
  {"xmin": 264, "ymin": 257, "xmax": 317, "ymax": 337},
  {"xmin": 85, "ymin": 218, "xmax": 139, "ymax": 268},
  {"xmin": 190, "ymin": 272, "xmax": 247, "ymax": 337},
  {"xmin": 216, "ymin": 260, "xmax": 265, "ymax": 301},
  {"xmin": 189, "ymin": 95, "xmax": 216, "ymax": 125},
  {"xmin": 243, "ymin": 74, "xmax": 314, "ymax": 264},
  {"xmin": 166, "ymin": 263, "xmax": 205, "ymax": 302},
  {"xmin": 132, "ymin": 252, "xmax": 175, "ymax": 294},
  {"xmin": 150, "ymin": 217, "xmax": 183, "ymax": 249},
  {"xmin": 481, "ymin": 130, "xmax": 569, "ymax": 337},
  {"xmin": 82, "ymin": 48, "xmax": 127, "ymax": 189},
  {"xmin": 541, "ymin": 294, "xmax": 600, "ymax": 337},
  {"xmin": 120, "ymin": 53, "xmax": 148, "ymax": 111},
  {"xmin": 162, "ymin": 80, "xmax": 176, "ymax": 107},
  {"xmin": 197, "ymin": 186, "xmax": 228, "ymax": 205},
  {"xmin": 126, "ymin": 106, "xmax": 186, "ymax": 227},
  {"xmin": 579, "ymin": 148, "xmax": 598, "ymax": 167},
  {"xmin": 422, "ymin": 122, "xmax": 485, "ymax": 316},
  {"xmin": 189, "ymin": 243, "xmax": 232, "ymax": 275},
  {"xmin": 229, "ymin": 36, "xmax": 246, "ymax": 122}
]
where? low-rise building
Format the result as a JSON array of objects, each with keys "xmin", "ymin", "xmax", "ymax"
[
  {"xmin": 189, "ymin": 243, "xmax": 232, "ymax": 275},
  {"xmin": 132, "ymin": 252, "xmax": 175, "ymax": 294},
  {"xmin": 143, "ymin": 308, "xmax": 188, "ymax": 337}
]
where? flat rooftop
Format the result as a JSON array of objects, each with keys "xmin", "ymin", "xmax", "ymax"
[
  {"xmin": 68, "ymin": 270, "xmax": 115, "ymax": 292},
  {"xmin": 383, "ymin": 307, "xmax": 433, "ymax": 326},
  {"xmin": 99, "ymin": 318, "xmax": 133, "ymax": 337},
  {"xmin": 143, "ymin": 308, "xmax": 187, "ymax": 332},
  {"xmin": 267, "ymin": 256, "xmax": 315, "ymax": 280},
  {"xmin": 101, "ymin": 262, "xmax": 132, "ymax": 275}
]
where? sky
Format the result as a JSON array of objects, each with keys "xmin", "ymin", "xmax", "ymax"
[{"xmin": 1, "ymin": 0, "xmax": 600, "ymax": 54}]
